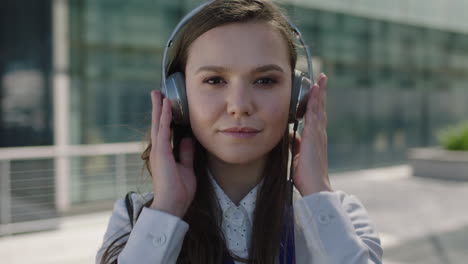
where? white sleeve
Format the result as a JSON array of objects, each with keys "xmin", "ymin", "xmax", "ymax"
[
  {"xmin": 96, "ymin": 198, "xmax": 189, "ymax": 264},
  {"xmin": 96, "ymin": 198, "xmax": 132, "ymax": 264},
  {"xmin": 294, "ymin": 190, "xmax": 383, "ymax": 264}
]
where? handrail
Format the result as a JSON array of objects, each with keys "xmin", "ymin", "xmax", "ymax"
[
  {"xmin": 0, "ymin": 141, "xmax": 146, "ymax": 160},
  {"xmin": 0, "ymin": 141, "xmax": 149, "ymax": 236}
]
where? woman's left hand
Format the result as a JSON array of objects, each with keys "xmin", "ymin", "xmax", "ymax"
[{"xmin": 291, "ymin": 73, "xmax": 333, "ymax": 197}]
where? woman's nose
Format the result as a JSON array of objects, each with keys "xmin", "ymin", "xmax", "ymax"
[{"xmin": 226, "ymin": 82, "xmax": 254, "ymax": 119}]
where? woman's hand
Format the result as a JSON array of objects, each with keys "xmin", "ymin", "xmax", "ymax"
[
  {"xmin": 149, "ymin": 90, "xmax": 197, "ymax": 218},
  {"xmin": 291, "ymin": 73, "xmax": 333, "ymax": 197}
]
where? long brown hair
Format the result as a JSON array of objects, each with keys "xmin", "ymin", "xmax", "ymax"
[{"xmin": 100, "ymin": 1, "xmax": 298, "ymax": 263}]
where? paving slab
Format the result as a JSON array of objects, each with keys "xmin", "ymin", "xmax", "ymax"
[{"xmin": 331, "ymin": 165, "xmax": 468, "ymax": 264}]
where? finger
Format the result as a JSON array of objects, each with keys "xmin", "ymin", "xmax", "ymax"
[
  {"xmin": 310, "ymin": 84, "xmax": 319, "ymax": 114},
  {"xmin": 304, "ymin": 84, "xmax": 318, "ymax": 134},
  {"xmin": 151, "ymin": 91, "xmax": 162, "ymax": 146},
  {"xmin": 179, "ymin": 137, "xmax": 194, "ymax": 168},
  {"xmin": 313, "ymin": 96, "xmax": 319, "ymax": 115},
  {"xmin": 156, "ymin": 98, "xmax": 173, "ymax": 156},
  {"xmin": 289, "ymin": 131, "xmax": 301, "ymax": 156},
  {"xmin": 314, "ymin": 113, "xmax": 323, "ymax": 137},
  {"xmin": 321, "ymin": 111, "xmax": 327, "ymax": 126},
  {"xmin": 318, "ymin": 73, "xmax": 327, "ymax": 111}
]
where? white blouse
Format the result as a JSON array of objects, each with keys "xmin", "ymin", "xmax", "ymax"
[{"xmin": 208, "ymin": 171, "xmax": 263, "ymax": 262}]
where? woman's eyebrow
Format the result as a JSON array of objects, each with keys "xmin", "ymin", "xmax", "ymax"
[
  {"xmin": 195, "ymin": 64, "xmax": 284, "ymax": 74},
  {"xmin": 253, "ymin": 64, "xmax": 284, "ymax": 73}
]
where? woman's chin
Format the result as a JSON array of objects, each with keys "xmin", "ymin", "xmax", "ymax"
[
  {"xmin": 222, "ymin": 156, "xmax": 259, "ymax": 165},
  {"xmin": 211, "ymin": 150, "xmax": 267, "ymax": 165}
]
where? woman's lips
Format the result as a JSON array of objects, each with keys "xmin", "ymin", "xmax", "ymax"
[
  {"xmin": 221, "ymin": 131, "xmax": 260, "ymax": 138},
  {"xmin": 220, "ymin": 127, "xmax": 261, "ymax": 138}
]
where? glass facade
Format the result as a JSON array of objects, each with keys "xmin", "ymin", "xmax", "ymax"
[
  {"xmin": 68, "ymin": 0, "xmax": 206, "ymax": 145},
  {"xmin": 0, "ymin": 0, "xmax": 53, "ymax": 147},
  {"xmin": 286, "ymin": 5, "xmax": 468, "ymax": 170}
]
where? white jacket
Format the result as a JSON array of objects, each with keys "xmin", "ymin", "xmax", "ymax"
[{"xmin": 96, "ymin": 190, "xmax": 383, "ymax": 263}]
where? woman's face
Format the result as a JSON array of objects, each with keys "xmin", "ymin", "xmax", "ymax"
[{"xmin": 185, "ymin": 22, "xmax": 292, "ymax": 164}]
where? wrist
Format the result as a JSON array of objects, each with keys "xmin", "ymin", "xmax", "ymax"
[
  {"xmin": 298, "ymin": 179, "xmax": 333, "ymax": 197},
  {"xmin": 150, "ymin": 200, "xmax": 186, "ymax": 218}
]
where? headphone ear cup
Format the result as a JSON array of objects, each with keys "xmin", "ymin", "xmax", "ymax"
[
  {"xmin": 289, "ymin": 69, "xmax": 312, "ymax": 123},
  {"xmin": 163, "ymin": 72, "xmax": 189, "ymax": 125}
]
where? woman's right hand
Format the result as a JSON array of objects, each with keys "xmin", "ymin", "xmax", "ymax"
[{"xmin": 149, "ymin": 90, "xmax": 197, "ymax": 218}]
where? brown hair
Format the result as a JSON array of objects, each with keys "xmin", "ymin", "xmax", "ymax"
[{"xmin": 100, "ymin": 1, "xmax": 298, "ymax": 263}]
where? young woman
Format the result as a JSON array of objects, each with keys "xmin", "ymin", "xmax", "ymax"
[{"xmin": 96, "ymin": 1, "xmax": 383, "ymax": 263}]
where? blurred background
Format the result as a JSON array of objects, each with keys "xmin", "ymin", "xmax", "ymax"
[{"xmin": 1, "ymin": 0, "xmax": 467, "ymax": 263}]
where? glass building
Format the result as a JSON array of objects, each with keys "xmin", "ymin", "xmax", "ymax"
[{"xmin": 1, "ymin": 0, "xmax": 467, "ymax": 232}]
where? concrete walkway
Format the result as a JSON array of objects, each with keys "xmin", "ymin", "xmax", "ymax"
[{"xmin": 1, "ymin": 164, "xmax": 467, "ymax": 263}]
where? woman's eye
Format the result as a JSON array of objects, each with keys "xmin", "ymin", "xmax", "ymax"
[
  {"xmin": 204, "ymin": 77, "xmax": 225, "ymax": 85},
  {"xmin": 255, "ymin": 78, "xmax": 276, "ymax": 85},
  {"xmin": 203, "ymin": 77, "xmax": 277, "ymax": 86}
]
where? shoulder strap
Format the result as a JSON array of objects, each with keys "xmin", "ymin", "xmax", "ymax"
[{"xmin": 124, "ymin": 191, "xmax": 136, "ymax": 228}]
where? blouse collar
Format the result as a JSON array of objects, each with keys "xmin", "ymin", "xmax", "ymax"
[{"xmin": 208, "ymin": 169, "xmax": 263, "ymax": 226}]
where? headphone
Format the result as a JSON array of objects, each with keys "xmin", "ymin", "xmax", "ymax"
[{"xmin": 160, "ymin": 1, "xmax": 315, "ymax": 126}]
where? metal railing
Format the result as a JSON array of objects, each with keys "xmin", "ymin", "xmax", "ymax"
[{"xmin": 0, "ymin": 142, "xmax": 150, "ymax": 236}]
